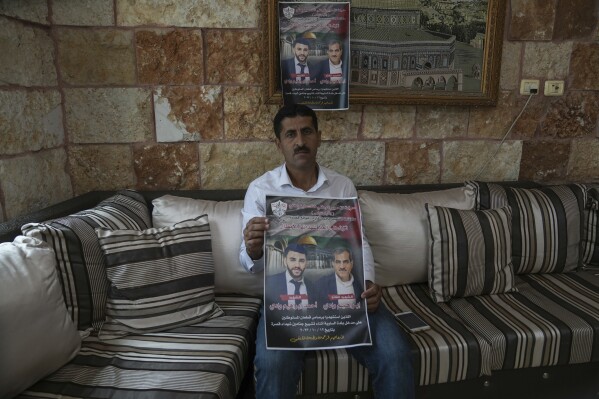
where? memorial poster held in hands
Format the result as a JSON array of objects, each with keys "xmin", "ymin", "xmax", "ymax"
[
  {"xmin": 264, "ymin": 195, "xmax": 372, "ymax": 350},
  {"xmin": 278, "ymin": 2, "xmax": 350, "ymax": 110}
]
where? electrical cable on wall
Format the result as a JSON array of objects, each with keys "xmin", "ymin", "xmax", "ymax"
[{"xmin": 474, "ymin": 92, "xmax": 535, "ymax": 180}]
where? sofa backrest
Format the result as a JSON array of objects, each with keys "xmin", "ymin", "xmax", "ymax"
[{"xmin": 0, "ymin": 182, "xmax": 547, "ymax": 297}]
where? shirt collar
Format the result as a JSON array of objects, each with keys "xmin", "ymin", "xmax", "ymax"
[
  {"xmin": 329, "ymin": 60, "xmax": 342, "ymax": 69},
  {"xmin": 285, "ymin": 270, "xmax": 304, "ymax": 284},
  {"xmin": 335, "ymin": 273, "xmax": 354, "ymax": 287},
  {"xmin": 278, "ymin": 163, "xmax": 329, "ymax": 193}
]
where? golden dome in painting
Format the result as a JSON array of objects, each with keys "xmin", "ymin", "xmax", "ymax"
[
  {"xmin": 297, "ymin": 235, "xmax": 318, "ymax": 246},
  {"xmin": 302, "ymin": 32, "xmax": 317, "ymax": 40}
]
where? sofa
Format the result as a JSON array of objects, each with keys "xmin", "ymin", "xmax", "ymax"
[{"xmin": 1, "ymin": 181, "xmax": 598, "ymax": 399}]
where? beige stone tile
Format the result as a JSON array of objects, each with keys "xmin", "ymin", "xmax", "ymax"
[
  {"xmin": 570, "ymin": 43, "xmax": 599, "ymax": 90},
  {"xmin": 0, "ymin": 90, "xmax": 64, "ymax": 155},
  {"xmin": 519, "ymin": 140, "xmax": 571, "ymax": 182},
  {"xmin": 69, "ymin": 145, "xmax": 135, "ymax": 195},
  {"xmin": 116, "ymin": 0, "xmax": 259, "ymax": 29},
  {"xmin": 468, "ymin": 91, "xmax": 518, "ymax": 138},
  {"xmin": 540, "ymin": 91, "xmax": 599, "ymax": 138},
  {"xmin": 416, "ymin": 105, "xmax": 468, "ymax": 138},
  {"xmin": 567, "ymin": 139, "xmax": 599, "ymax": 181},
  {"xmin": 499, "ymin": 41, "xmax": 521, "ymax": 91},
  {"xmin": 509, "ymin": 0, "xmax": 555, "ymax": 40},
  {"xmin": 0, "ymin": 17, "xmax": 56, "ymax": 86},
  {"xmin": 0, "ymin": 0, "xmax": 48, "ymax": 24},
  {"xmin": 318, "ymin": 142, "xmax": 385, "ymax": 186},
  {"xmin": 522, "ymin": 42, "xmax": 572, "ymax": 80},
  {"xmin": 362, "ymin": 105, "xmax": 415, "ymax": 139},
  {"xmin": 206, "ymin": 30, "xmax": 261, "ymax": 85},
  {"xmin": 133, "ymin": 143, "xmax": 200, "ymax": 190},
  {"xmin": 224, "ymin": 86, "xmax": 278, "ymax": 140},
  {"xmin": 315, "ymin": 106, "xmax": 362, "ymax": 140},
  {"xmin": 52, "ymin": 0, "xmax": 114, "ymax": 26},
  {"xmin": 385, "ymin": 141, "xmax": 441, "ymax": 184},
  {"xmin": 57, "ymin": 28, "xmax": 135, "ymax": 85},
  {"xmin": 65, "ymin": 88, "xmax": 152, "ymax": 143},
  {"xmin": 0, "ymin": 149, "xmax": 72, "ymax": 219},
  {"xmin": 155, "ymin": 86, "xmax": 223, "ymax": 142},
  {"xmin": 442, "ymin": 140, "xmax": 522, "ymax": 183},
  {"xmin": 511, "ymin": 94, "xmax": 548, "ymax": 139},
  {"xmin": 200, "ymin": 143, "xmax": 281, "ymax": 189},
  {"xmin": 136, "ymin": 29, "xmax": 203, "ymax": 85}
]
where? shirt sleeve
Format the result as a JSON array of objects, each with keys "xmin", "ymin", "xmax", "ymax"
[{"xmin": 239, "ymin": 182, "xmax": 266, "ymax": 273}]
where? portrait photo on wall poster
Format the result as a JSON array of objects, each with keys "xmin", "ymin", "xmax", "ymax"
[
  {"xmin": 278, "ymin": 2, "xmax": 351, "ymax": 110},
  {"xmin": 264, "ymin": 195, "xmax": 372, "ymax": 350}
]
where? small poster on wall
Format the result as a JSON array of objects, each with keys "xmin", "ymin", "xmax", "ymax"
[
  {"xmin": 278, "ymin": 2, "xmax": 350, "ymax": 110},
  {"xmin": 264, "ymin": 195, "xmax": 372, "ymax": 350}
]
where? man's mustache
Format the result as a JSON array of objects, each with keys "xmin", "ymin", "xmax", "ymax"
[{"xmin": 294, "ymin": 146, "xmax": 309, "ymax": 154}]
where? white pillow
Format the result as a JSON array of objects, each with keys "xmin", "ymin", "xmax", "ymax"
[
  {"xmin": 0, "ymin": 236, "xmax": 81, "ymax": 397},
  {"xmin": 359, "ymin": 186, "xmax": 476, "ymax": 286},
  {"xmin": 152, "ymin": 195, "xmax": 263, "ymax": 296}
]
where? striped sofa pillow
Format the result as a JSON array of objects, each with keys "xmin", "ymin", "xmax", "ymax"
[
  {"xmin": 466, "ymin": 182, "xmax": 587, "ymax": 274},
  {"xmin": 96, "ymin": 216, "xmax": 223, "ymax": 339},
  {"xmin": 426, "ymin": 205, "xmax": 517, "ymax": 302},
  {"xmin": 21, "ymin": 191, "xmax": 151, "ymax": 333},
  {"xmin": 583, "ymin": 186, "xmax": 599, "ymax": 268}
]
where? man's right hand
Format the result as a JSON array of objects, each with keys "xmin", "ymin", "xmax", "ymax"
[{"xmin": 243, "ymin": 217, "xmax": 269, "ymax": 260}]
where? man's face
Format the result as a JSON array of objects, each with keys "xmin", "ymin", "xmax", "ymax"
[
  {"xmin": 333, "ymin": 251, "xmax": 353, "ymax": 282},
  {"xmin": 275, "ymin": 115, "xmax": 321, "ymax": 172},
  {"xmin": 293, "ymin": 43, "xmax": 310, "ymax": 64},
  {"xmin": 285, "ymin": 250, "xmax": 307, "ymax": 280},
  {"xmin": 327, "ymin": 43, "xmax": 342, "ymax": 65}
]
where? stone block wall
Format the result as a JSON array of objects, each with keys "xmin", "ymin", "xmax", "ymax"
[{"xmin": 0, "ymin": 0, "xmax": 598, "ymax": 223}]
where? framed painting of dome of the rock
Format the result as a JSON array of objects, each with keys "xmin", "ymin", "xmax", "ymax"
[{"xmin": 262, "ymin": 0, "xmax": 506, "ymax": 106}]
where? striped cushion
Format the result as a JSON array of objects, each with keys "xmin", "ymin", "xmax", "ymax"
[
  {"xmin": 426, "ymin": 205, "xmax": 517, "ymax": 302},
  {"xmin": 582, "ymin": 186, "xmax": 599, "ymax": 268},
  {"xmin": 21, "ymin": 191, "xmax": 151, "ymax": 332},
  {"xmin": 466, "ymin": 182, "xmax": 587, "ymax": 274},
  {"xmin": 448, "ymin": 272, "xmax": 599, "ymax": 371},
  {"xmin": 299, "ymin": 348, "xmax": 371, "ymax": 395},
  {"xmin": 296, "ymin": 284, "xmax": 493, "ymax": 394},
  {"xmin": 18, "ymin": 296, "xmax": 262, "ymax": 399},
  {"xmin": 152, "ymin": 195, "xmax": 263, "ymax": 296},
  {"xmin": 96, "ymin": 216, "xmax": 224, "ymax": 339}
]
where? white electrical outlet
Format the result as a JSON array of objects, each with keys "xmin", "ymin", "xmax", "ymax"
[
  {"xmin": 544, "ymin": 80, "xmax": 565, "ymax": 96},
  {"xmin": 520, "ymin": 79, "xmax": 540, "ymax": 95}
]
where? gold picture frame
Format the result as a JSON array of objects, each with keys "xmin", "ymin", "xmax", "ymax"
[{"xmin": 262, "ymin": 0, "xmax": 506, "ymax": 106}]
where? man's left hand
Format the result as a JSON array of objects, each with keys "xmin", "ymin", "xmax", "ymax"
[{"xmin": 361, "ymin": 280, "xmax": 382, "ymax": 313}]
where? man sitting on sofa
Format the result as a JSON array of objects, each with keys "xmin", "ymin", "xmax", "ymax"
[{"xmin": 239, "ymin": 103, "xmax": 415, "ymax": 399}]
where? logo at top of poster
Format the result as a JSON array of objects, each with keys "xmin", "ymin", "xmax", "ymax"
[
  {"xmin": 283, "ymin": 6, "xmax": 295, "ymax": 19},
  {"xmin": 271, "ymin": 200, "xmax": 288, "ymax": 217}
]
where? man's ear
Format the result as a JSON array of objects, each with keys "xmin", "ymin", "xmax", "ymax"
[{"xmin": 274, "ymin": 138, "xmax": 282, "ymax": 152}]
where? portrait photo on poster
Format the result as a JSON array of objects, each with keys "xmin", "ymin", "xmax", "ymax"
[{"xmin": 278, "ymin": 2, "xmax": 350, "ymax": 111}]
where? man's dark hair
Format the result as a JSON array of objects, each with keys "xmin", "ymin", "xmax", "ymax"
[
  {"xmin": 293, "ymin": 37, "xmax": 311, "ymax": 48},
  {"xmin": 273, "ymin": 104, "xmax": 318, "ymax": 139},
  {"xmin": 332, "ymin": 247, "xmax": 353, "ymax": 262},
  {"xmin": 284, "ymin": 243, "xmax": 307, "ymax": 257}
]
